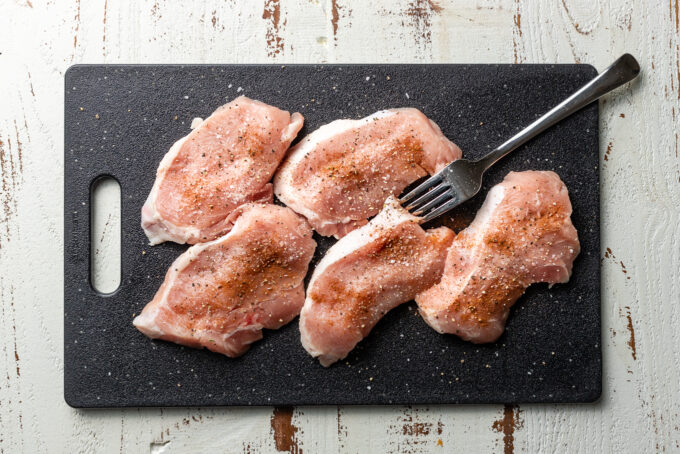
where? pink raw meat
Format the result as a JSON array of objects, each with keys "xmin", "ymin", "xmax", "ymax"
[
  {"xmin": 416, "ymin": 171, "xmax": 581, "ymax": 343},
  {"xmin": 134, "ymin": 203, "xmax": 316, "ymax": 357},
  {"xmin": 300, "ymin": 196, "xmax": 454, "ymax": 366},
  {"xmin": 274, "ymin": 108, "xmax": 461, "ymax": 238},
  {"xmin": 142, "ymin": 96, "xmax": 303, "ymax": 245}
]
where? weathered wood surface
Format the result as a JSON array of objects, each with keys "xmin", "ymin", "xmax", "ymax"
[{"xmin": 1, "ymin": 0, "xmax": 678, "ymax": 452}]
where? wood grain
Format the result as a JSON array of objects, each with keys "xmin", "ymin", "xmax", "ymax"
[{"xmin": 1, "ymin": 0, "xmax": 678, "ymax": 452}]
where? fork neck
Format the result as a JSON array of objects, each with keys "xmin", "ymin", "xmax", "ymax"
[{"xmin": 475, "ymin": 139, "xmax": 518, "ymax": 172}]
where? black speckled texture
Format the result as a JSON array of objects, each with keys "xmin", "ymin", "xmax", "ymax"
[{"xmin": 64, "ymin": 64, "xmax": 601, "ymax": 408}]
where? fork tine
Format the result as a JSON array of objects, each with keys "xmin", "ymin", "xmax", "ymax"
[
  {"xmin": 421, "ymin": 196, "xmax": 463, "ymax": 222},
  {"xmin": 412, "ymin": 189, "xmax": 453, "ymax": 216},
  {"xmin": 399, "ymin": 174, "xmax": 443, "ymax": 205},
  {"xmin": 405, "ymin": 183, "xmax": 448, "ymax": 212}
]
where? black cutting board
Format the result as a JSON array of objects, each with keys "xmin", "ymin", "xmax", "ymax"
[{"xmin": 64, "ymin": 64, "xmax": 601, "ymax": 407}]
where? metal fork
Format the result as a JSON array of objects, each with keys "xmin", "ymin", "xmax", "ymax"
[{"xmin": 401, "ymin": 54, "xmax": 640, "ymax": 222}]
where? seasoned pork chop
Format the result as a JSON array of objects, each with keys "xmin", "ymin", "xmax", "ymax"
[
  {"xmin": 274, "ymin": 108, "xmax": 461, "ymax": 238},
  {"xmin": 142, "ymin": 96, "xmax": 304, "ymax": 245},
  {"xmin": 300, "ymin": 196, "xmax": 454, "ymax": 366},
  {"xmin": 134, "ymin": 204, "xmax": 316, "ymax": 357},
  {"xmin": 415, "ymin": 171, "xmax": 580, "ymax": 343}
]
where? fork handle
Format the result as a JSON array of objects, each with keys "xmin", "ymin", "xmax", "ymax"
[{"xmin": 476, "ymin": 54, "xmax": 640, "ymax": 171}]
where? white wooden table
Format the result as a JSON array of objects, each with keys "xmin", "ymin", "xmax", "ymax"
[{"xmin": 1, "ymin": 1, "xmax": 679, "ymax": 452}]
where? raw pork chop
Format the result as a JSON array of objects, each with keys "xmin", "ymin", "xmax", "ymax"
[
  {"xmin": 134, "ymin": 204, "xmax": 316, "ymax": 357},
  {"xmin": 300, "ymin": 196, "xmax": 454, "ymax": 366},
  {"xmin": 142, "ymin": 96, "xmax": 304, "ymax": 245},
  {"xmin": 274, "ymin": 108, "xmax": 461, "ymax": 238},
  {"xmin": 415, "ymin": 171, "xmax": 580, "ymax": 343}
]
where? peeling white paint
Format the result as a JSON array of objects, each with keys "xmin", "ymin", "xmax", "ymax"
[{"xmin": 0, "ymin": 0, "xmax": 678, "ymax": 452}]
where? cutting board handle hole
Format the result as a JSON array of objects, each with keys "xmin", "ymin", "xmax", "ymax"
[{"xmin": 90, "ymin": 176, "xmax": 121, "ymax": 295}]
